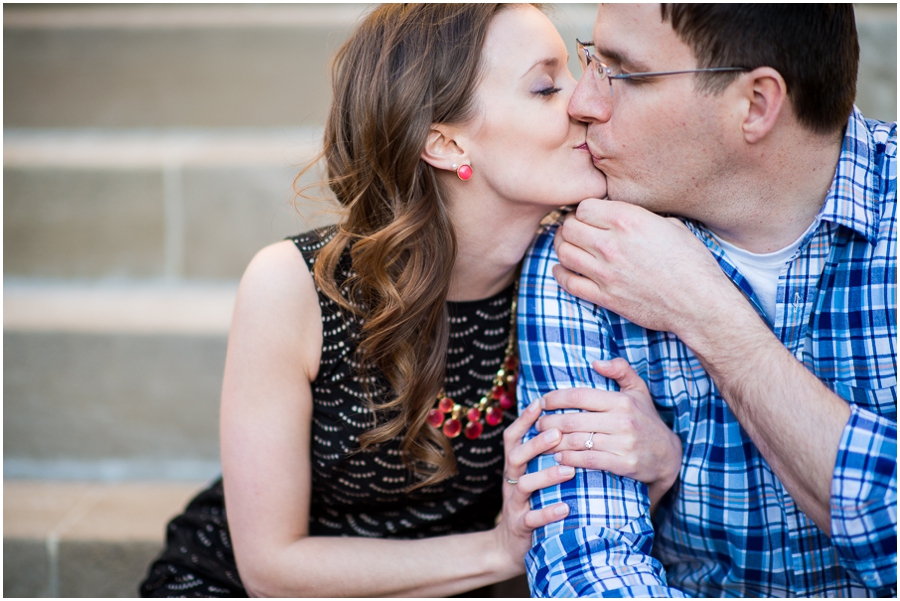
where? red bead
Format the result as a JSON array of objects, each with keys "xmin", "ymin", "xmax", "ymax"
[
  {"xmin": 442, "ymin": 418, "xmax": 462, "ymax": 438},
  {"xmin": 427, "ymin": 409, "xmax": 444, "ymax": 428},
  {"xmin": 499, "ymin": 391, "xmax": 515, "ymax": 410},
  {"xmin": 491, "ymin": 385, "xmax": 504, "ymax": 399},
  {"xmin": 464, "ymin": 420, "xmax": 483, "ymax": 439},
  {"xmin": 505, "ymin": 356, "xmax": 518, "ymax": 370},
  {"xmin": 457, "ymin": 164, "xmax": 473, "ymax": 181},
  {"xmin": 438, "ymin": 397, "xmax": 454, "ymax": 413},
  {"xmin": 466, "ymin": 407, "xmax": 482, "ymax": 422},
  {"xmin": 485, "ymin": 406, "xmax": 503, "ymax": 426}
]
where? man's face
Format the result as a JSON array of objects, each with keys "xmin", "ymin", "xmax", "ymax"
[{"xmin": 569, "ymin": 4, "xmax": 735, "ymax": 218}]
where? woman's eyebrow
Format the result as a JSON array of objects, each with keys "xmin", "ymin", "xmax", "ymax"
[{"xmin": 521, "ymin": 56, "xmax": 560, "ymax": 78}]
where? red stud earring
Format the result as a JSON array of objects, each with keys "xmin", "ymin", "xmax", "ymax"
[{"xmin": 456, "ymin": 164, "xmax": 473, "ymax": 181}]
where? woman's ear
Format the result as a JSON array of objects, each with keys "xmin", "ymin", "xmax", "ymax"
[
  {"xmin": 740, "ymin": 66, "xmax": 787, "ymax": 144},
  {"xmin": 421, "ymin": 124, "xmax": 466, "ymax": 171}
]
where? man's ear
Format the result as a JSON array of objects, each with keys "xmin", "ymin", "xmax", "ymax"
[
  {"xmin": 421, "ymin": 124, "xmax": 467, "ymax": 171},
  {"xmin": 740, "ymin": 67, "xmax": 787, "ymax": 144}
]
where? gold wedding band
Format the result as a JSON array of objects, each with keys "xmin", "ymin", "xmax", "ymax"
[{"xmin": 506, "ymin": 478, "xmax": 519, "ymax": 485}]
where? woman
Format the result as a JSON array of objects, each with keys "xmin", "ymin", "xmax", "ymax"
[{"xmin": 140, "ymin": 4, "xmax": 681, "ymax": 597}]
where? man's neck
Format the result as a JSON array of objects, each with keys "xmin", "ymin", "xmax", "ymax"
[{"xmin": 704, "ymin": 129, "xmax": 844, "ymax": 254}]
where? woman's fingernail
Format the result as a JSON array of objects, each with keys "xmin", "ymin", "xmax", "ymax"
[
  {"xmin": 559, "ymin": 465, "xmax": 575, "ymax": 476},
  {"xmin": 539, "ymin": 396, "xmax": 547, "ymax": 409},
  {"xmin": 554, "ymin": 503, "xmax": 569, "ymax": 516},
  {"xmin": 593, "ymin": 359, "xmax": 611, "ymax": 369},
  {"xmin": 553, "ymin": 452, "xmax": 563, "ymax": 463},
  {"xmin": 544, "ymin": 428, "xmax": 560, "ymax": 443}
]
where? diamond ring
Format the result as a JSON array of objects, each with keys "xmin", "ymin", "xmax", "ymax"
[
  {"xmin": 585, "ymin": 432, "xmax": 595, "ymax": 449},
  {"xmin": 506, "ymin": 477, "xmax": 519, "ymax": 485}
]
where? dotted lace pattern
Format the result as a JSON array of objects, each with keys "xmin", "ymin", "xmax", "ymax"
[
  {"xmin": 139, "ymin": 227, "xmax": 517, "ymax": 597},
  {"xmin": 296, "ymin": 227, "xmax": 516, "ymax": 538}
]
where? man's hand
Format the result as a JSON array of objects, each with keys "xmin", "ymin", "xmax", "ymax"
[
  {"xmin": 553, "ymin": 199, "xmax": 851, "ymax": 534},
  {"xmin": 553, "ymin": 199, "xmax": 749, "ymax": 337}
]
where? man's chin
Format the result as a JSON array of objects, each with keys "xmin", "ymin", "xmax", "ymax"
[{"xmin": 604, "ymin": 181, "xmax": 649, "ymax": 208}]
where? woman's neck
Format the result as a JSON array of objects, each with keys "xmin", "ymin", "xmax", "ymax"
[{"xmin": 446, "ymin": 198, "xmax": 549, "ymax": 302}]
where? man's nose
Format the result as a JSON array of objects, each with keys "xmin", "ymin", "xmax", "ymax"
[{"xmin": 568, "ymin": 73, "xmax": 611, "ymax": 124}]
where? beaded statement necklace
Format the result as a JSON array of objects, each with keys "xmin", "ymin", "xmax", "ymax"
[{"xmin": 426, "ymin": 285, "xmax": 518, "ymax": 440}]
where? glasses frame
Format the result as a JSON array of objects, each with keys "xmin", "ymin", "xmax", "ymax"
[{"xmin": 575, "ymin": 39, "xmax": 749, "ymax": 95}]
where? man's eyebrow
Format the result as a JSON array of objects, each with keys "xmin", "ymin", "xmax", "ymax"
[{"xmin": 593, "ymin": 43, "xmax": 652, "ymax": 73}]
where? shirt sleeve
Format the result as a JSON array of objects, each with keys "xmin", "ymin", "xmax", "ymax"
[
  {"xmin": 830, "ymin": 404, "xmax": 898, "ymax": 592},
  {"xmin": 517, "ymin": 224, "xmax": 685, "ymax": 597}
]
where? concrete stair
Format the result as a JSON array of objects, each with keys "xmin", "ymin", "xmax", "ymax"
[
  {"xmin": 4, "ymin": 480, "xmax": 206, "ymax": 597},
  {"xmin": 3, "ymin": 3, "xmax": 895, "ymax": 598}
]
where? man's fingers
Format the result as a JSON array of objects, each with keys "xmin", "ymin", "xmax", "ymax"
[
  {"xmin": 552, "ymin": 264, "xmax": 605, "ymax": 306},
  {"xmin": 573, "ymin": 197, "xmax": 617, "ymax": 227}
]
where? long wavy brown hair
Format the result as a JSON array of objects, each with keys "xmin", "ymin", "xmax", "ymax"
[{"xmin": 310, "ymin": 4, "xmax": 512, "ymax": 490}]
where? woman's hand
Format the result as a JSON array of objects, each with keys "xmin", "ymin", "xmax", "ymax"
[
  {"xmin": 537, "ymin": 358, "xmax": 683, "ymax": 507},
  {"xmin": 491, "ymin": 399, "xmax": 576, "ymax": 576}
]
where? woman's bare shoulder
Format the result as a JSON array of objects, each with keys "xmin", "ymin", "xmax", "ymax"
[{"xmin": 231, "ymin": 239, "xmax": 323, "ymax": 381}]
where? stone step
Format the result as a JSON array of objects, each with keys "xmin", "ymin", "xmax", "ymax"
[
  {"xmin": 4, "ymin": 280, "xmax": 237, "ymax": 480},
  {"xmin": 4, "ymin": 479, "xmax": 208, "ymax": 597},
  {"xmin": 3, "ymin": 3, "xmax": 372, "ymax": 128},
  {"xmin": 3, "ymin": 479, "xmax": 531, "ymax": 598},
  {"xmin": 855, "ymin": 3, "xmax": 899, "ymax": 123},
  {"xmin": 2, "ymin": 3, "xmax": 597, "ymax": 129},
  {"xmin": 4, "ymin": 128, "xmax": 337, "ymax": 280},
  {"xmin": 4, "ymin": 3, "xmax": 894, "ymax": 129}
]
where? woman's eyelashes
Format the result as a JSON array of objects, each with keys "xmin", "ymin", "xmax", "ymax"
[{"xmin": 534, "ymin": 85, "xmax": 562, "ymax": 97}]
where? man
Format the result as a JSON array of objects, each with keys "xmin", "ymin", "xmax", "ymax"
[{"xmin": 518, "ymin": 4, "xmax": 896, "ymax": 596}]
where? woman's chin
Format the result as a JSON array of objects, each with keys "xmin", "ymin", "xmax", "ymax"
[{"xmin": 567, "ymin": 181, "xmax": 608, "ymax": 204}]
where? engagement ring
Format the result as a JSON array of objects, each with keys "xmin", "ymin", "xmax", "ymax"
[{"xmin": 585, "ymin": 432, "xmax": 595, "ymax": 449}]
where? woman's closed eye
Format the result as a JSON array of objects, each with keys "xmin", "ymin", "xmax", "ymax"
[{"xmin": 534, "ymin": 85, "xmax": 562, "ymax": 97}]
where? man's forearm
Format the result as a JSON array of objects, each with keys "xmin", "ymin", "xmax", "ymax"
[{"xmin": 681, "ymin": 299, "xmax": 850, "ymax": 533}]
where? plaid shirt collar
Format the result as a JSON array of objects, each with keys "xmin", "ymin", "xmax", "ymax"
[{"xmin": 823, "ymin": 105, "xmax": 888, "ymax": 245}]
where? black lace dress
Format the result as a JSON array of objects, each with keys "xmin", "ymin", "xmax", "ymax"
[{"xmin": 139, "ymin": 227, "xmax": 518, "ymax": 597}]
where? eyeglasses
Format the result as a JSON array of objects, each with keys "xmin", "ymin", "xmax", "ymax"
[{"xmin": 576, "ymin": 39, "xmax": 748, "ymax": 95}]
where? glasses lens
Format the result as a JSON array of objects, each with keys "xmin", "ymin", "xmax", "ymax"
[{"xmin": 575, "ymin": 40, "xmax": 589, "ymax": 73}]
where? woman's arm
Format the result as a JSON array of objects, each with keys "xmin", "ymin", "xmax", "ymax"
[{"xmin": 220, "ymin": 240, "xmax": 572, "ymax": 598}]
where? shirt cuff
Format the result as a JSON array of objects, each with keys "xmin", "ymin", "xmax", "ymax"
[{"xmin": 830, "ymin": 404, "xmax": 897, "ymax": 591}]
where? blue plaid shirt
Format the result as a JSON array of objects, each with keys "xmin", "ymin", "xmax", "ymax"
[{"xmin": 518, "ymin": 107, "xmax": 897, "ymax": 597}]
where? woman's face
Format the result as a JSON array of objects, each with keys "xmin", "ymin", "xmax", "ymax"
[{"xmin": 462, "ymin": 6, "xmax": 607, "ymax": 207}]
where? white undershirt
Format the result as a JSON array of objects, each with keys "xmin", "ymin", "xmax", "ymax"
[{"xmin": 711, "ymin": 220, "xmax": 819, "ymax": 322}]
